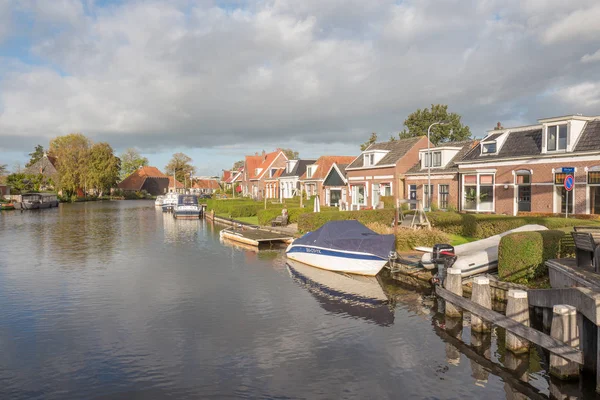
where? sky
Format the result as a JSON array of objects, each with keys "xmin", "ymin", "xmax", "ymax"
[{"xmin": 1, "ymin": 0, "xmax": 600, "ymax": 176}]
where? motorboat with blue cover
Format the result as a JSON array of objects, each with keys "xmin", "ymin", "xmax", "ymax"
[
  {"xmin": 285, "ymin": 220, "xmax": 396, "ymax": 276},
  {"xmin": 173, "ymin": 194, "xmax": 200, "ymax": 219}
]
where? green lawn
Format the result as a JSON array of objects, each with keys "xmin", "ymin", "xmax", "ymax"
[
  {"xmin": 216, "ymin": 213, "xmax": 259, "ymax": 226},
  {"xmin": 448, "ymin": 233, "xmax": 478, "ymax": 246}
]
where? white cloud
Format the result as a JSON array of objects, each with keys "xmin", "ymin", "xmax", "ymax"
[
  {"xmin": 555, "ymin": 82, "xmax": 600, "ymax": 108},
  {"xmin": 581, "ymin": 49, "xmax": 600, "ymax": 64},
  {"xmin": 0, "ymin": 0, "xmax": 600, "ymax": 160}
]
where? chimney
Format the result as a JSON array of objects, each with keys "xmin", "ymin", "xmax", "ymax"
[
  {"xmin": 496, "ymin": 122, "xmax": 503, "ymax": 130},
  {"xmin": 255, "ymin": 152, "xmax": 259, "ymax": 156}
]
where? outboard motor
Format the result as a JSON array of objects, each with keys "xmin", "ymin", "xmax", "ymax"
[{"xmin": 431, "ymin": 244, "xmax": 456, "ymax": 286}]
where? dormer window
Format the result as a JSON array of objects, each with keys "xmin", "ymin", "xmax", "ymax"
[
  {"xmin": 364, "ymin": 153, "xmax": 375, "ymax": 166},
  {"xmin": 424, "ymin": 152, "xmax": 441, "ymax": 168},
  {"xmin": 270, "ymin": 168, "xmax": 277, "ymax": 178},
  {"xmin": 547, "ymin": 125, "xmax": 567, "ymax": 151},
  {"xmin": 255, "ymin": 168, "xmax": 260, "ymax": 176},
  {"xmin": 306, "ymin": 166, "xmax": 314, "ymax": 178},
  {"xmin": 482, "ymin": 142, "xmax": 497, "ymax": 154}
]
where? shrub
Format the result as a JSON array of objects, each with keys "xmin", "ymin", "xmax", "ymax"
[
  {"xmin": 366, "ymin": 222, "xmax": 449, "ymax": 252},
  {"xmin": 298, "ymin": 209, "xmax": 396, "ymax": 233},
  {"xmin": 381, "ymin": 196, "xmax": 395, "ymax": 209},
  {"xmin": 498, "ymin": 230, "xmax": 565, "ymax": 284},
  {"xmin": 257, "ymin": 206, "xmax": 337, "ymax": 225}
]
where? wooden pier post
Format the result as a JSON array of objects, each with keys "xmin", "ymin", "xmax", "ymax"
[
  {"xmin": 543, "ymin": 307, "xmax": 552, "ymax": 333},
  {"xmin": 471, "ymin": 276, "xmax": 491, "ymax": 333},
  {"xmin": 444, "ymin": 268, "xmax": 462, "ymax": 318},
  {"xmin": 506, "ymin": 289, "xmax": 530, "ymax": 354},
  {"xmin": 550, "ymin": 305, "xmax": 580, "ymax": 380}
]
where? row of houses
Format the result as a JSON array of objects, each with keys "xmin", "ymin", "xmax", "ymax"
[{"xmin": 223, "ymin": 114, "xmax": 600, "ymax": 216}]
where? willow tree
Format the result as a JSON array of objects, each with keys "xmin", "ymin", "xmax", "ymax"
[{"xmin": 49, "ymin": 133, "xmax": 91, "ymax": 196}]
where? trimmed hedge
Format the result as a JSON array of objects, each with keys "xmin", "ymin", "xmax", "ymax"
[
  {"xmin": 257, "ymin": 206, "xmax": 337, "ymax": 225},
  {"xmin": 298, "ymin": 209, "xmax": 396, "ymax": 232},
  {"xmin": 206, "ymin": 199, "xmax": 286, "ymax": 218},
  {"xmin": 498, "ymin": 230, "xmax": 565, "ymax": 284},
  {"xmin": 426, "ymin": 212, "xmax": 600, "ymax": 239}
]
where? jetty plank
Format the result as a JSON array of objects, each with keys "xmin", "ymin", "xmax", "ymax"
[{"xmin": 436, "ymin": 286, "xmax": 583, "ymax": 364}]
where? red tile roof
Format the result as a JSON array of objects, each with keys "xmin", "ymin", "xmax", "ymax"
[
  {"xmin": 222, "ymin": 170, "xmax": 232, "ymax": 182},
  {"xmin": 246, "ymin": 150, "xmax": 287, "ymax": 180},
  {"xmin": 118, "ymin": 166, "xmax": 167, "ymax": 191},
  {"xmin": 265, "ymin": 168, "xmax": 284, "ymax": 181},
  {"xmin": 168, "ymin": 176, "xmax": 184, "ymax": 188},
  {"xmin": 192, "ymin": 179, "xmax": 220, "ymax": 190},
  {"xmin": 300, "ymin": 156, "xmax": 356, "ymax": 181}
]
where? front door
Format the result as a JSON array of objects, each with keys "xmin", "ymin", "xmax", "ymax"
[
  {"xmin": 330, "ymin": 189, "xmax": 341, "ymax": 206},
  {"xmin": 592, "ymin": 187, "xmax": 600, "ymax": 214},
  {"xmin": 372, "ymin": 183, "xmax": 380, "ymax": 208},
  {"xmin": 517, "ymin": 185, "xmax": 531, "ymax": 212}
]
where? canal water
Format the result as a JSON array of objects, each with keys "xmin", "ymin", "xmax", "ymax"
[{"xmin": 0, "ymin": 200, "xmax": 597, "ymax": 399}]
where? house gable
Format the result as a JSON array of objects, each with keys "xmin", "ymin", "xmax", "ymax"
[
  {"xmin": 346, "ymin": 136, "xmax": 425, "ymax": 170},
  {"xmin": 323, "ymin": 163, "xmax": 347, "ymax": 187}
]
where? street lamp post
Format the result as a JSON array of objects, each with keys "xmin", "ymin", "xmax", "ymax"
[{"xmin": 426, "ymin": 121, "xmax": 449, "ymax": 211}]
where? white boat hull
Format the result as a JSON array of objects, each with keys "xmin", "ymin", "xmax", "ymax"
[{"xmin": 285, "ymin": 244, "xmax": 388, "ymax": 276}]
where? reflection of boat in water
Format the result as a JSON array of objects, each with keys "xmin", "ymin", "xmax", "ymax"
[
  {"xmin": 286, "ymin": 259, "xmax": 394, "ymax": 326},
  {"xmin": 162, "ymin": 212, "xmax": 200, "ymax": 243}
]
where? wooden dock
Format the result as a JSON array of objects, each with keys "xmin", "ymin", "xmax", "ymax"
[{"xmin": 219, "ymin": 227, "xmax": 294, "ymax": 247}]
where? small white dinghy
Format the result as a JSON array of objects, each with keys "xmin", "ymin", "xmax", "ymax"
[
  {"xmin": 416, "ymin": 224, "xmax": 548, "ymax": 277},
  {"xmin": 285, "ymin": 220, "xmax": 396, "ymax": 276}
]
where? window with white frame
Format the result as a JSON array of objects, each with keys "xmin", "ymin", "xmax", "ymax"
[
  {"xmin": 463, "ymin": 174, "xmax": 494, "ymax": 211},
  {"xmin": 547, "ymin": 125, "xmax": 567, "ymax": 151},
  {"xmin": 306, "ymin": 166, "xmax": 314, "ymax": 178},
  {"xmin": 423, "ymin": 184, "xmax": 433, "ymax": 209},
  {"xmin": 352, "ymin": 185, "xmax": 366, "ymax": 205},
  {"xmin": 424, "ymin": 152, "xmax": 442, "ymax": 168},
  {"xmin": 439, "ymin": 185, "xmax": 449, "ymax": 209},
  {"xmin": 364, "ymin": 153, "xmax": 375, "ymax": 166}
]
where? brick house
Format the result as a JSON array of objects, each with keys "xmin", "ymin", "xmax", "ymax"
[
  {"xmin": 118, "ymin": 166, "xmax": 170, "ymax": 195},
  {"xmin": 456, "ymin": 115, "xmax": 600, "ymax": 215},
  {"xmin": 345, "ymin": 137, "xmax": 429, "ymax": 209},
  {"xmin": 191, "ymin": 178, "xmax": 220, "ymax": 195},
  {"xmin": 404, "ymin": 140, "xmax": 478, "ymax": 210},
  {"xmin": 242, "ymin": 150, "xmax": 288, "ymax": 199},
  {"xmin": 278, "ymin": 159, "xmax": 316, "ymax": 199},
  {"xmin": 299, "ymin": 156, "xmax": 356, "ymax": 205}
]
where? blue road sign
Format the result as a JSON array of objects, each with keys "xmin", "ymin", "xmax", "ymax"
[
  {"xmin": 562, "ymin": 167, "xmax": 575, "ymax": 174},
  {"xmin": 564, "ymin": 175, "xmax": 574, "ymax": 191}
]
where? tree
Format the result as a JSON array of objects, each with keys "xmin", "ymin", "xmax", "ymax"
[
  {"xmin": 399, "ymin": 104, "xmax": 471, "ymax": 145},
  {"xmin": 6, "ymin": 173, "xmax": 43, "ymax": 193},
  {"xmin": 165, "ymin": 152, "xmax": 195, "ymax": 183},
  {"xmin": 0, "ymin": 164, "xmax": 7, "ymax": 176},
  {"xmin": 119, "ymin": 148, "xmax": 149, "ymax": 180},
  {"xmin": 26, "ymin": 145, "xmax": 45, "ymax": 168},
  {"xmin": 360, "ymin": 132, "xmax": 377, "ymax": 151},
  {"xmin": 49, "ymin": 133, "xmax": 91, "ymax": 196},
  {"xmin": 232, "ymin": 160, "xmax": 244, "ymax": 170},
  {"xmin": 87, "ymin": 142, "xmax": 121, "ymax": 196},
  {"xmin": 281, "ymin": 148, "xmax": 299, "ymax": 160}
]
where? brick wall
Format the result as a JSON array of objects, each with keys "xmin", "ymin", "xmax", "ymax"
[{"xmin": 405, "ymin": 175, "xmax": 460, "ymax": 209}]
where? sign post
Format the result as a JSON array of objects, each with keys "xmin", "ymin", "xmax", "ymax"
[{"xmin": 564, "ymin": 174, "xmax": 574, "ymax": 219}]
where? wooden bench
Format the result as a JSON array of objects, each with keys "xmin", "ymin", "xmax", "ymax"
[
  {"xmin": 271, "ymin": 215, "xmax": 289, "ymax": 227},
  {"xmin": 574, "ymin": 226, "xmax": 600, "ymax": 243},
  {"xmin": 571, "ymin": 231, "xmax": 599, "ymax": 270}
]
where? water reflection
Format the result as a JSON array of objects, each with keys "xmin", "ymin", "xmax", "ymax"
[{"xmin": 286, "ymin": 259, "xmax": 394, "ymax": 326}]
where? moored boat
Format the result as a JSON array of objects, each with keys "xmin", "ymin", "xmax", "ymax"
[
  {"xmin": 173, "ymin": 194, "xmax": 201, "ymax": 219},
  {"xmin": 155, "ymin": 195, "xmax": 165, "ymax": 207},
  {"xmin": 417, "ymin": 224, "xmax": 549, "ymax": 277},
  {"xmin": 285, "ymin": 220, "xmax": 396, "ymax": 276},
  {"xmin": 21, "ymin": 193, "xmax": 42, "ymax": 210},
  {"xmin": 0, "ymin": 203, "xmax": 15, "ymax": 210},
  {"xmin": 161, "ymin": 192, "xmax": 178, "ymax": 212},
  {"xmin": 39, "ymin": 193, "xmax": 59, "ymax": 208}
]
